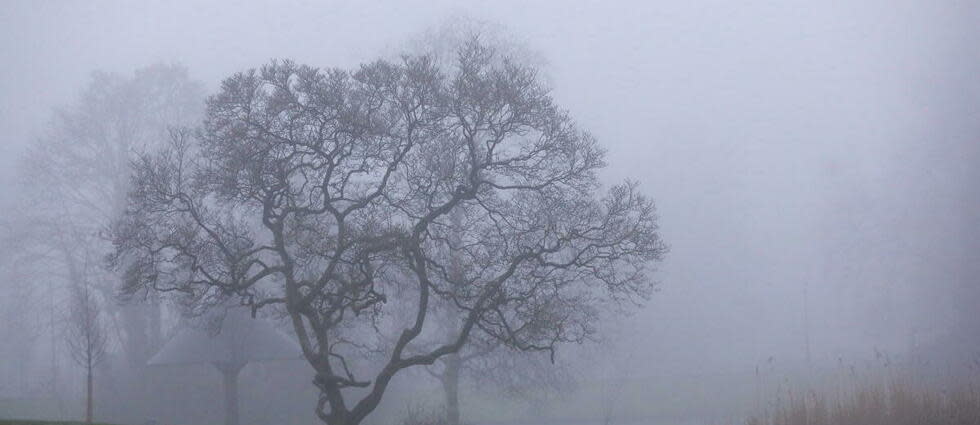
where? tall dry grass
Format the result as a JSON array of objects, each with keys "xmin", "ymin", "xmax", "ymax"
[{"xmin": 746, "ymin": 382, "xmax": 980, "ymax": 425}]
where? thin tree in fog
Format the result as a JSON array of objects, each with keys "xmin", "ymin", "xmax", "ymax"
[
  {"xmin": 113, "ymin": 38, "xmax": 666, "ymax": 425},
  {"xmin": 65, "ymin": 278, "xmax": 109, "ymax": 424}
]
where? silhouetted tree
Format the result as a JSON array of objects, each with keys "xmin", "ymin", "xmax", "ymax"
[{"xmin": 114, "ymin": 39, "xmax": 666, "ymax": 425}]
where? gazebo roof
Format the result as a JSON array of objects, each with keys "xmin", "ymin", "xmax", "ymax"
[{"xmin": 149, "ymin": 308, "xmax": 302, "ymax": 366}]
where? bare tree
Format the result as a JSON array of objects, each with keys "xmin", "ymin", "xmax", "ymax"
[
  {"xmin": 66, "ymin": 278, "xmax": 109, "ymax": 424},
  {"xmin": 114, "ymin": 38, "xmax": 667, "ymax": 425}
]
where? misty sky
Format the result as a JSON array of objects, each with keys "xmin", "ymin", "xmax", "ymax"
[{"xmin": 2, "ymin": 0, "xmax": 978, "ymax": 378}]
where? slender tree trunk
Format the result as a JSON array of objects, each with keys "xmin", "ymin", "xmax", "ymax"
[
  {"xmin": 442, "ymin": 354, "xmax": 461, "ymax": 425},
  {"xmin": 86, "ymin": 360, "xmax": 94, "ymax": 424},
  {"xmin": 50, "ymin": 279, "xmax": 65, "ymax": 417}
]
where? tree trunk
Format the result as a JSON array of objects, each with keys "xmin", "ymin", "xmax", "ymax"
[
  {"xmin": 86, "ymin": 361, "xmax": 94, "ymax": 424},
  {"xmin": 217, "ymin": 363, "xmax": 245, "ymax": 425},
  {"xmin": 441, "ymin": 354, "xmax": 461, "ymax": 425}
]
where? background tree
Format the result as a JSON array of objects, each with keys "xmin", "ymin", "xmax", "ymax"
[
  {"xmin": 5, "ymin": 63, "xmax": 204, "ymax": 420},
  {"xmin": 114, "ymin": 38, "xmax": 666, "ymax": 425}
]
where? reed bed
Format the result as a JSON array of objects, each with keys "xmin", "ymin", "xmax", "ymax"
[{"xmin": 747, "ymin": 382, "xmax": 980, "ymax": 425}]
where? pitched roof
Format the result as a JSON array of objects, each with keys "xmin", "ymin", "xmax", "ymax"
[{"xmin": 148, "ymin": 308, "xmax": 302, "ymax": 366}]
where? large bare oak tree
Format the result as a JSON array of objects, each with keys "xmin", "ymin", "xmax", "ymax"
[{"xmin": 113, "ymin": 40, "xmax": 666, "ymax": 425}]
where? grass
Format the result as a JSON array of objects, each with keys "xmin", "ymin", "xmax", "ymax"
[{"xmin": 746, "ymin": 382, "xmax": 980, "ymax": 425}]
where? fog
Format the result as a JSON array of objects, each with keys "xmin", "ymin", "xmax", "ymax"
[{"xmin": 2, "ymin": 2, "xmax": 978, "ymax": 425}]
